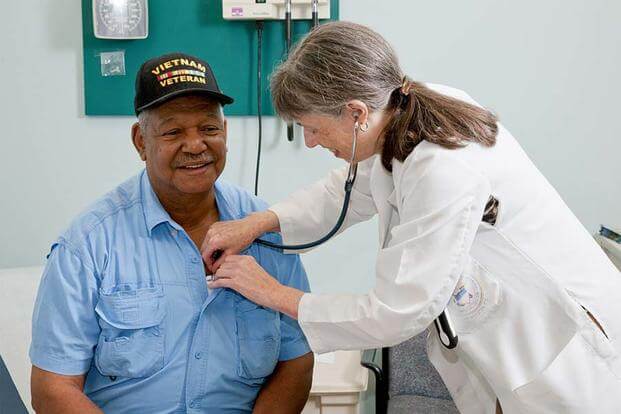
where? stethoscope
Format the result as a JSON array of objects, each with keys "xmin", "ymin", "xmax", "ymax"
[{"xmin": 252, "ymin": 118, "xmax": 459, "ymax": 350}]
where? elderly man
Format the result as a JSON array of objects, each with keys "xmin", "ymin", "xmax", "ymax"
[{"xmin": 29, "ymin": 53, "xmax": 314, "ymax": 413}]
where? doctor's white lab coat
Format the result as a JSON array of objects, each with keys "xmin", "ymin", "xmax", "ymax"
[{"xmin": 269, "ymin": 85, "xmax": 621, "ymax": 413}]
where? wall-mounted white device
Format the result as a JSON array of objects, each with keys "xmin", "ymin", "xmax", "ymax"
[
  {"xmin": 222, "ymin": 0, "xmax": 330, "ymax": 20},
  {"xmin": 93, "ymin": 0, "xmax": 149, "ymax": 39},
  {"xmin": 223, "ymin": 0, "xmax": 330, "ymax": 189}
]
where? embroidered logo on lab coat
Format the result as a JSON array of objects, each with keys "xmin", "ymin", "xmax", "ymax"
[
  {"xmin": 452, "ymin": 274, "xmax": 482, "ymax": 317},
  {"xmin": 449, "ymin": 259, "xmax": 502, "ymax": 333}
]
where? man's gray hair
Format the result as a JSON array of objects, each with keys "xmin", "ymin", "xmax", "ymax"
[{"xmin": 137, "ymin": 109, "xmax": 151, "ymax": 133}]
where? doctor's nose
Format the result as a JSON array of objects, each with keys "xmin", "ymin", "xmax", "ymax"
[{"xmin": 303, "ymin": 129, "xmax": 319, "ymax": 148}]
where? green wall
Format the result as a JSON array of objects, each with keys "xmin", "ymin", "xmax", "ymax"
[{"xmin": 82, "ymin": 0, "xmax": 339, "ymax": 116}]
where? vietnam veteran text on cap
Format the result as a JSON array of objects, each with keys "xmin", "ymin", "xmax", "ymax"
[{"xmin": 134, "ymin": 52, "xmax": 234, "ymax": 115}]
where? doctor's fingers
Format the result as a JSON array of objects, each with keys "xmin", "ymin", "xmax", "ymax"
[
  {"xmin": 213, "ymin": 256, "xmax": 258, "ymax": 279},
  {"xmin": 210, "ymin": 264, "xmax": 243, "ymax": 289},
  {"xmin": 201, "ymin": 246, "xmax": 223, "ymax": 273},
  {"xmin": 205, "ymin": 250, "xmax": 234, "ymax": 273},
  {"xmin": 202, "ymin": 227, "xmax": 253, "ymax": 265},
  {"xmin": 200, "ymin": 234, "xmax": 218, "ymax": 267},
  {"xmin": 215, "ymin": 255, "xmax": 251, "ymax": 273},
  {"xmin": 207, "ymin": 276, "xmax": 234, "ymax": 290},
  {"xmin": 201, "ymin": 232, "xmax": 234, "ymax": 271},
  {"xmin": 201, "ymin": 221, "xmax": 235, "ymax": 251}
]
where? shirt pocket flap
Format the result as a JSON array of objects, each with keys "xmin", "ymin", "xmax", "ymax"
[
  {"xmin": 236, "ymin": 300, "xmax": 280, "ymax": 340},
  {"xmin": 236, "ymin": 298, "xmax": 264, "ymax": 313},
  {"xmin": 96, "ymin": 286, "xmax": 165, "ymax": 330}
]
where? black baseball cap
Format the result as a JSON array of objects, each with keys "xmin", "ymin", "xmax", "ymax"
[{"xmin": 134, "ymin": 52, "xmax": 234, "ymax": 115}]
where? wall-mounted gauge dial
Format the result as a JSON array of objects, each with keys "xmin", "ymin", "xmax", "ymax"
[{"xmin": 93, "ymin": 0, "xmax": 148, "ymax": 39}]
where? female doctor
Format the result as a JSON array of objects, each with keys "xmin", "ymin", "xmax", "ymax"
[{"xmin": 202, "ymin": 21, "xmax": 621, "ymax": 413}]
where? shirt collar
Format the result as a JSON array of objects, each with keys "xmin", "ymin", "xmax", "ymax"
[
  {"xmin": 213, "ymin": 180, "xmax": 243, "ymax": 222},
  {"xmin": 140, "ymin": 170, "xmax": 242, "ymax": 236},
  {"xmin": 141, "ymin": 170, "xmax": 182, "ymax": 236}
]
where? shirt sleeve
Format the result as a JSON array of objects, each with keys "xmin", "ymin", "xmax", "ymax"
[
  {"xmin": 269, "ymin": 156, "xmax": 378, "ymax": 254},
  {"xmin": 29, "ymin": 241, "xmax": 100, "ymax": 375},
  {"xmin": 276, "ymin": 255, "xmax": 312, "ymax": 361},
  {"xmin": 296, "ymin": 151, "xmax": 492, "ymax": 354}
]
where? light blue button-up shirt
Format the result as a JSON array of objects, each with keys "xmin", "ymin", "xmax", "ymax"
[{"xmin": 30, "ymin": 170, "xmax": 311, "ymax": 413}]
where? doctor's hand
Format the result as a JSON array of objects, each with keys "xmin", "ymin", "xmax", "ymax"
[
  {"xmin": 208, "ymin": 255, "xmax": 303, "ymax": 320},
  {"xmin": 201, "ymin": 210, "xmax": 281, "ymax": 272}
]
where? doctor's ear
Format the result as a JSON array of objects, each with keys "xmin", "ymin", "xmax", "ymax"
[{"xmin": 344, "ymin": 100, "xmax": 369, "ymax": 126}]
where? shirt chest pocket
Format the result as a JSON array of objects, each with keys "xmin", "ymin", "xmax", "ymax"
[
  {"xmin": 94, "ymin": 285, "xmax": 166, "ymax": 379},
  {"xmin": 235, "ymin": 298, "xmax": 281, "ymax": 384}
]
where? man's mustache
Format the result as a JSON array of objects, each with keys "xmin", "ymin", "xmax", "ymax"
[{"xmin": 172, "ymin": 153, "xmax": 215, "ymax": 168}]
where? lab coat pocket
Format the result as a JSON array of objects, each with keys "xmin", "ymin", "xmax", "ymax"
[
  {"xmin": 94, "ymin": 285, "xmax": 166, "ymax": 378},
  {"xmin": 513, "ymin": 329, "xmax": 620, "ymax": 413},
  {"xmin": 235, "ymin": 299, "xmax": 281, "ymax": 383},
  {"xmin": 577, "ymin": 313, "xmax": 621, "ymax": 379},
  {"xmin": 448, "ymin": 257, "xmax": 502, "ymax": 334}
]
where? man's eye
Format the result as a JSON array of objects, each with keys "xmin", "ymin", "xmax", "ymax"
[
  {"xmin": 200, "ymin": 126, "xmax": 220, "ymax": 134},
  {"xmin": 163, "ymin": 129, "xmax": 180, "ymax": 136}
]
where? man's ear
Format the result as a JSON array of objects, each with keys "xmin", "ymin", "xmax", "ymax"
[
  {"xmin": 131, "ymin": 122, "xmax": 147, "ymax": 161},
  {"xmin": 223, "ymin": 118, "xmax": 228, "ymax": 146}
]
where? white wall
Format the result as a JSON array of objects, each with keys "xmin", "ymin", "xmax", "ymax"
[{"xmin": 1, "ymin": 0, "xmax": 620, "ymax": 301}]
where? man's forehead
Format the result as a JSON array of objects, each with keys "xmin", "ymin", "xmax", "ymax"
[{"xmin": 154, "ymin": 95, "xmax": 223, "ymax": 121}]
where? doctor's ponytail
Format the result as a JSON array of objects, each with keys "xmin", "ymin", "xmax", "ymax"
[
  {"xmin": 380, "ymin": 79, "xmax": 498, "ymax": 171},
  {"xmin": 270, "ymin": 21, "xmax": 498, "ymax": 172}
]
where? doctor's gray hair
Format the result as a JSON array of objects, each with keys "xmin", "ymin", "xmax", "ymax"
[{"xmin": 271, "ymin": 21, "xmax": 498, "ymax": 171}]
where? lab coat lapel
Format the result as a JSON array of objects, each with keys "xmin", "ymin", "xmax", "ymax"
[{"xmin": 370, "ymin": 158, "xmax": 396, "ymax": 247}]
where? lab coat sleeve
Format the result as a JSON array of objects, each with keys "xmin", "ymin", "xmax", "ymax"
[
  {"xmin": 297, "ymin": 151, "xmax": 491, "ymax": 353},
  {"xmin": 269, "ymin": 156, "xmax": 377, "ymax": 253}
]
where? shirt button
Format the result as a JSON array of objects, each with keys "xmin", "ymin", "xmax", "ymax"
[
  {"xmin": 189, "ymin": 401, "xmax": 196, "ymax": 408},
  {"xmin": 195, "ymin": 352, "xmax": 202, "ymax": 359},
  {"xmin": 191, "ymin": 257, "xmax": 200, "ymax": 263}
]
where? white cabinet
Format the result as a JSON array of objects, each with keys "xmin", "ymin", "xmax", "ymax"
[{"xmin": 303, "ymin": 351, "xmax": 369, "ymax": 414}]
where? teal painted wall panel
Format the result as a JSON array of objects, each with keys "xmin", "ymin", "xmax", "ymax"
[{"xmin": 82, "ymin": 0, "xmax": 339, "ymax": 116}]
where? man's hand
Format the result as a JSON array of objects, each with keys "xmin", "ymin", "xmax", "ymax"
[
  {"xmin": 253, "ymin": 353, "xmax": 314, "ymax": 413},
  {"xmin": 31, "ymin": 366, "xmax": 102, "ymax": 414}
]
